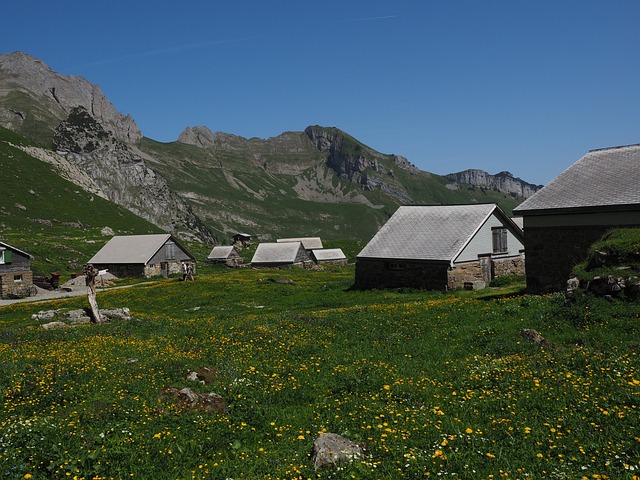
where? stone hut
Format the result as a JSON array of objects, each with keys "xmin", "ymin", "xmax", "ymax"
[
  {"xmin": 513, "ymin": 143, "xmax": 640, "ymax": 293},
  {"xmin": 88, "ymin": 234, "xmax": 195, "ymax": 278},
  {"xmin": 0, "ymin": 241, "xmax": 33, "ymax": 297},
  {"xmin": 355, "ymin": 204, "xmax": 524, "ymax": 291}
]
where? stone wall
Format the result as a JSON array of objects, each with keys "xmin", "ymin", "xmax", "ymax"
[
  {"xmin": 493, "ymin": 256, "xmax": 525, "ymax": 278},
  {"xmin": 0, "ymin": 270, "xmax": 33, "ymax": 297},
  {"xmin": 354, "ymin": 258, "xmax": 449, "ymax": 290},
  {"xmin": 447, "ymin": 262, "xmax": 483, "ymax": 290},
  {"xmin": 523, "ymin": 226, "xmax": 610, "ymax": 293}
]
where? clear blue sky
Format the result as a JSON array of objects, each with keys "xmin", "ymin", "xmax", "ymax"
[{"xmin": 3, "ymin": 1, "xmax": 640, "ymax": 185}]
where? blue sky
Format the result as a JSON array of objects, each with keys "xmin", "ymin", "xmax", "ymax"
[{"xmin": 3, "ymin": 1, "xmax": 640, "ymax": 185}]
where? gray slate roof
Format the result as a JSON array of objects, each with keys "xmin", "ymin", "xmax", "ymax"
[
  {"xmin": 277, "ymin": 237, "xmax": 323, "ymax": 250},
  {"xmin": 358, "ymin": 204, "xmax": 504, "ymax": 262},
  {"xmin": 207, "ymin": 246, "xmax": 236, "ymax": 260},
  {"xmin": 311, "ymin": 248, "xmax": 347, "ymax": 262},
  {"xmin": 0, "ymin": 241, "xmax": 32, "ymax": 259},
  {"xmin": 514, "ymin": 144, "xmax": 640, "ymax": 213},
  {"xmin": 252, "ymin": 242, "xmax": 304, "ymax": 264},
  {"xmin": 89, "ymin": 234, "xmax": 186, "ymax": 264}
]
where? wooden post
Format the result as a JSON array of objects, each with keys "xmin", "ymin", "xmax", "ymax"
[{"xmin": 84, "ymin": 263, "xmax": 104, "ymax": 324}]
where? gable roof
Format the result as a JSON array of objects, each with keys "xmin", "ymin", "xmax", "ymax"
[
  {"xmin": 311, "ymin": 248, "xmax": 347, "ymax": 262},
  {"xmin": 358, "ymin": 204, "xmax": 520, "ymax": 262},
  {"xmin": 252, "ymin": 242, "xmax": 305, "ymax": 264},
  {"xmin": 277, "ymin": 237, "xmax": 323, "ymax": 250},
  {"xmin": 514, "ymin": 144, "xmax": 640, "ymax": 214},
  {"xmin": 88, "ymin": 234, "xmax": 193, "ymax": 264},
  {"xmin": 0, "ymin": 241, "xmax": 33, "ymax": 259},
  {"xmin": 207, "ymin": 245, "xmax": 236, "ymax": 260}
]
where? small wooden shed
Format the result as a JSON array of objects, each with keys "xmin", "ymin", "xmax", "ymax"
[
  {"xmin": 233, "ymin": 233, "xmax": 252, "ymax": 247},
  {"xmin": 0, "ymin": 241, "xmax": 34, "ymax": 297},
  {"xmin": 207, "ymin": 245, "xmax": 243, "ymax": 267}
]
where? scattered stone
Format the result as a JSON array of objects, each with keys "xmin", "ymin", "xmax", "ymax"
[
  {"xmin": 42, "ymin": 321, "xmax": 67, "ymax": 330},
  {"xmin": 101, "ymin": 226, "xmax": 114, "ymax": 236},
  {"xmin": 185, "ymin": 367, "xmax": 219, "ymax": 385},
  {"xmin": 565, "ymin": 277, "xmax": 580, "ymax": 299},
  {"xmin": 35, "ymin": 307, "xmax": 131, "ymax": 327},
  {"xmin": 311, "ymin": 433, "xmax": 367, "ymax": 470},
  {"xmin": 14, "ymin": 203, "xmax": 26, "ymax": 211},
  {"xmin": 161, "ymin": 387, "xmax": 225, "ymax": 414},
  {"xmin": 125, "ymin": 358, "xmax": 139, "ymax": 364},
  {"xmin": 265, "ymin": 277, "xmax": 296, "ymax": 285},
  {"xmin": 520, "ymin": 329, "xmax": 551, "ymax": 348}
]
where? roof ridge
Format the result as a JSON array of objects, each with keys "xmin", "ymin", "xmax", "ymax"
[{"xmin": 588, "ymin": 143, "xmax": 640, "ymax": 153}]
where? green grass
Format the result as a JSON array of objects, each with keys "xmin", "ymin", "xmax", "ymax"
[
  {"xmin": 0, "ymin": 126, "xmax": 161, "ymax": 276},
  {"xmin": 572, "ymin": 228, "xmax": 640, "ymax": 282},
  {"xmin": 0, "ymin": 267, "xmax": 638, "ymax": 479}
]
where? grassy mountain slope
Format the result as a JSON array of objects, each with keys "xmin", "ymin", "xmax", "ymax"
[
  {"xmin": 138, "ymin": 129, "xmax": 523, "ymax": 242},
  {"xmin": 0, "ymin": 126, "xmax": 161, "ymax": 275}
]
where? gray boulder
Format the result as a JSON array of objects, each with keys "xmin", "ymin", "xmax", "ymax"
[{"xmin": 311, "ymin": 433, "xmax": 367, "ymax": 470}]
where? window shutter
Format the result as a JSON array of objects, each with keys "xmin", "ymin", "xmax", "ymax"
[{"xmin": 4, "ymin": 250, "xmax": 12, "ymax": 263}]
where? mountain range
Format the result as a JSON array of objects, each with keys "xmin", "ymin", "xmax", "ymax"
[{"xmin": 0, "ymin": 51, "xmax": 542, "ymax": 244}]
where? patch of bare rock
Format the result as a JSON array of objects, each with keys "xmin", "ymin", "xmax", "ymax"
[{"xmin": 34, "ymin": 307, "xmax": 131, "ymax": 328}]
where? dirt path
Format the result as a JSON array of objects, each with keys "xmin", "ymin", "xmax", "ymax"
[{"xmin": 0, "ymin": 283, "xmax": 148, "ymax": 307}]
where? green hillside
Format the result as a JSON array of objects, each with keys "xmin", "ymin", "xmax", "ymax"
[
  {"xmin": 138, "ymin": 130, "xmax": 523, "ymax": 243},
  {"xmin": 0, "ymin": 126, "xmax": 161, "ymax": 276}
]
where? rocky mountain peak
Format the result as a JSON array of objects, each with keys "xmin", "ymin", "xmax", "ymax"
[{"xmin": 0, "ymin": 51, "xmax": 141, "ymax": 144}]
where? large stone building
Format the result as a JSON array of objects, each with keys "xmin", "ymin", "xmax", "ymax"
[
  {"xmin": 513, "ymin": 144, "xmax": 640, "ymax": 293},
  {"xmin": 355, "ymin": 204, "xmax": 524, "ymax": 291}
]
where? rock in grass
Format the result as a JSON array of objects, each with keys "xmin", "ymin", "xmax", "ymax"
[
  {"xmin": 520, "ymin": 328, "xmax": 551, "ymax": 348},
  {"xmin": 311, "ymin": 432, "xmax": 367, "ymax": 470}
]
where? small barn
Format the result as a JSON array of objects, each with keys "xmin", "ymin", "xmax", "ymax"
[
  {"xmin": 0, "ymin": 241, "xmax": 33, "ymax": 297},
  {"xmin": 251, "ymin": 242, "xmax": 310, "ymax": 268},
  {"xmin": 311, "ymin": 248, "xmax": 348, "ymax": 266},
  {"xmin": 513, "ymin": 143, "xmax": 640, "ymax": 293},
  {"xmin": 207, "ymin": 245, "xmax": 243, "ymax": 267},
  {"xmin": 233, "ymin": 233, "xmax": 252, "ymax": 247},
  {"xmin": 355, "ymin": 204, "xmax": 525, "ymax": 291},
  {"xmin": 277, "ymin": 237, "xmax": 323, "ymax": 252},
  {"xmin": 88, "ymin": 234, "xmax": 195, "ymax": 278}
]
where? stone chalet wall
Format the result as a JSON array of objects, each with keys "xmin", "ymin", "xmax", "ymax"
[
  {"xmin": 0, "ymin": 270, "xmax": 33, "ymax": 297},
  {"xmin": 493, "ymin": 256, "xmax": 525, "ymax": 278},
  {"xmin": 354, "ymin": 258, "xmax": 450, "ymax": 290},
  {"xmin": 446, "ymin": 256, "xmax": 523, "ymax": 290},
  {"xmin": 524, "ymin": 226, "xmax": 610, "ymax": 293}
]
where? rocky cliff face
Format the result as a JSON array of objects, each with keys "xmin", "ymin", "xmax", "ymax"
[
  {"xmin": 0, "ymin": 51, "xmax": 140, "ymax": 144},
  {"xmin": 445, "ymin": 169, "xmax": 542, "ymax": 199},
  {"xmin": 304, "ymin": 125, "xmax": 416, "ymax": 203},
  {"xmin": 53, "ymin": 107, "xmax": 214, "ymax": 243}
]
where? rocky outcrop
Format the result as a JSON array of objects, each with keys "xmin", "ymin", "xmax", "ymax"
[
  {"xmin": 304, "ymin": 125, "xmax": 415, "ymax": 203},
  {"xmin": 53, "ymin": 107, "xmax": 215, "ymax": 243},
  {"xmin": 178, "ymin": 126, "xmax": 247, "ymax": 149},
  {"xmin": 0, "ymin": 51, "xmax": 141, "ymax": 143},
  {"xmin": 445, "ymin": 169, "xmax": 542, "ymax": 199}
]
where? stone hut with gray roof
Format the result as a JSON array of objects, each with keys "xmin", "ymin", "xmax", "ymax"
[
  {"xmin": 207, "ymin": 245, "xmax": 243, "ymax": 267},
  {"xmin": 0, "ymin": 241, "xmax": 33, "ymax": 297},
  {"xmin": 355, "ymin": 204, "xmax": 524, "ymax": 290},
  {"xmin": 88, "ymin": 234, "xmax": 195, "ymax": 278},
  {"xmin": 251, "ymin": 242, "xmax": 310, "ymax": 268},
  {"xmin": 513, "ymin": 144, "xmax": 640, "ymax": 293}
]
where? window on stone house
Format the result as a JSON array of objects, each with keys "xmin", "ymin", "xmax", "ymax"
[
  {"xmin": 492, "ymin": 227, "xmax": 508, "ymax": 254},
  {"xmin": 165, "ymin": 242, "xmax": 175, "ymax": 260},
  {"xmin": 13, "ymin": 275, "xmax": 22, "ymax": 283}
]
